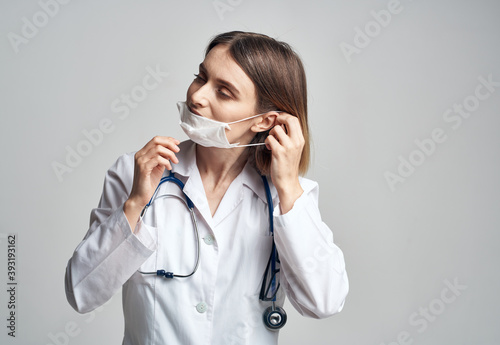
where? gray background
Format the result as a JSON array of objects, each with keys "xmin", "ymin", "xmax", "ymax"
[{"xmin": 1, "ymin": 0, "xmax": 499, "ymax": 344}]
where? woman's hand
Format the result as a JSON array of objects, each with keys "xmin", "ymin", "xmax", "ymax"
[
  {"xmin": 265, "ymin": 113, "xmax": 304, "ymax": 214},
  {"xmin": 124, "ymin": 136, "xmax": 180, "ymax": 231}
]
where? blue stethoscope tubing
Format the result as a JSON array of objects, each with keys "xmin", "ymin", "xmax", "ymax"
[
  {"xmin": 137, "ymin": 170, "xmax": 284, "ymax": 330},
  {"xmin": 138, "ymin": 170, "xmax": 200, "ymax": 278},
  {"xmin": 261, "ymin": 174, "xmax": 278, "ymax": 304},
  {"xmin": 137, "ymin": 171, "xmax": 278, "ymax": 287}
]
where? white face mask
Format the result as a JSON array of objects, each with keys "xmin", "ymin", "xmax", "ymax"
[{"xmin": 177, "ymin": 101, "xmax": 271, "ymax": 148}]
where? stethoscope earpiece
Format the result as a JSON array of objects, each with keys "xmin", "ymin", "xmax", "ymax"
[{"xmin": 263, "ymin": 303, "xmax": 287, "ymax": 331}]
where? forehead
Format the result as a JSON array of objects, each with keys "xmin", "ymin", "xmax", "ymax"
[{"xmin": 202, "ymin": 45, "xmax": 256, "ymax": 100}]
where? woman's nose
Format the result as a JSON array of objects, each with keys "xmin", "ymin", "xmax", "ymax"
[{"xmin": 190, "ymin": 83, "xmax": 210, "ymax": 108}]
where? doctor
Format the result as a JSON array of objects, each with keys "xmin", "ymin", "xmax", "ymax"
[{"xmin": 65, "ymin": 31, "xmax": 348, "ymax": 344}]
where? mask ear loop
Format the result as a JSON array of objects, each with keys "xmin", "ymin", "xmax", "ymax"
[
  {"xmin": 228, "ymin": 111, "xmax": 282, "ymax": 147},
  {"xmin": 227, "ymin": 110, "xmax": 283, "ymax": 126},
  {"xmin": 226, "ymin": 111, "xmax": 270, "ymax": 125}
]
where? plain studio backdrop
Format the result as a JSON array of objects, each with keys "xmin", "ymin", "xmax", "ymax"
[{"xmin": 1, "ymin": 0, "xmax": 499, "ymax": 344}]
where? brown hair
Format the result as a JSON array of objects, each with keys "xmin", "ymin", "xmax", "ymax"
[{"xmin": 206, "ymin": 31, "xmax": 310, "ymax": 175}]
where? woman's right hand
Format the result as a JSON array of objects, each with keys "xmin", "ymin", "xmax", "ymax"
[{"xmin": 124, "ymin": 136, "xmax": 180, "ymax": 231}]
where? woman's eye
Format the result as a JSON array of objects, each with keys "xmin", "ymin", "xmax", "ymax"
[
  {"xmin": 193, "ymin": 74, "xmax": 205, "ymax": 82},
  {"xmin": 193, "ymin": 74, "xmax": 231, "ymax": 99},
  {"xmin": 217, "ymin": 88, "xmax": 231, "ymax": 99}
]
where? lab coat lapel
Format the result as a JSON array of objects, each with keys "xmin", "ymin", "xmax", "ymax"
[
  {"xmin": 211, "ymin": 172, "xmax": 244, "ymax": 228},
  {"xmin": 182, "ymin": 165, "xmax": 215, "ymax": 230},
  {"xmin": 164, "ymin": 140, "xmax": 215, "ymax": 229},
  {"xmin": 241, "ymin": 164, "xmax": 279, "ymax": 208}
]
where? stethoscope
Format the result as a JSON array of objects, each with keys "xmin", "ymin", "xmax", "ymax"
[{"xmin": 137, "ymin": 170, "xmax": 287, "ymax": 331}]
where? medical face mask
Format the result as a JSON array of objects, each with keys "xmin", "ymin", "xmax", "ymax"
[{"xmin": 177, "ymin": 101, "xmax": 269, "ymax": 148}]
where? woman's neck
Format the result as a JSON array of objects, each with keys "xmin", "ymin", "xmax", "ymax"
[
  {"xmin": 196, "ymin": 145, "xmax": 250, "ymax": 216},
  {"xmin": 196, "ymin": 145, "xmax": 249, "ymax": 189}
]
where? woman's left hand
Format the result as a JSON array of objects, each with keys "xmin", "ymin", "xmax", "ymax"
[{"xmin": 265, "ymin": 113, "xmax": 305, "ymax": 214}]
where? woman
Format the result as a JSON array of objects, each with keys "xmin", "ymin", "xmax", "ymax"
[{"xmin": 65, "ymin": 31, "xmax": 348, "ymax": 344}]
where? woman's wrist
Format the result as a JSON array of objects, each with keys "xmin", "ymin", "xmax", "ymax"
[
  {"xmin": 276, "ymin": 180, "xmax": 303, "ymax": 214},
  {"xmin": 123, "ymin": 198, "xmax": 145, "ymax": 233}
]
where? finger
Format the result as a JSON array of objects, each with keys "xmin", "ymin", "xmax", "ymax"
[
  {"xmin": 150, "ymin": 136, "xmax": 181, "ymax": 153},
  {"xmin": 145, "ymin": 144, "xmax": 180, "ymax": 164},
  {"xmin": 138, "ymin": 136, "xmax": 181, "ymax": 159},
  {"xmin": 269, "ymin": 124, "xmax": 292, "ymax": 146},
  {"xmin": 275, "ymin": 113, "xmax": 296, "ymax": 124},
  {"xmin": 275, "ymin": 115, "xmax": 302, "ymax": 138},
  {"xmin": 136, "ymin": 145, "xmax": 177, "ymax": 174},
  {"xmin": 277, "ymin": 118, "xmax": 305, "ymax": 149},
  {"xmin": 265, "ymin": 134, "xmax": 283, "ymax": 153},
  {"xmin": 150, "ymin": 135, "xmax": 180, "ymax": 145},
  {"xmin": 141, "ymin": 154, "xmax": 173, "ymax": 174}
]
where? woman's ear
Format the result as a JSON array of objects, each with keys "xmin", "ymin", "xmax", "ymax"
[{"xmin": 251, "ymin": 111, "xmax": 278, "ymax": 133}]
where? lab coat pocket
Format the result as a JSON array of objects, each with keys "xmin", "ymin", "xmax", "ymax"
[{"xmin": 131, "ymin": 224, "xmax": 159, "ymax": 288}]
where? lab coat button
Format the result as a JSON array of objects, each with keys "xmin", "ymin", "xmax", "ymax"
[
  {"xmin": 203, "ymin": 235, "xmax": 214, "ymax": 245},
  {"xmin": 196, "ymin": 302, "xmax": 207, "ymax": 313}
]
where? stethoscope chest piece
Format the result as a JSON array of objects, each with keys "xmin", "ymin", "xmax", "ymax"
[{"xmin": 263, "ymin": 302, "xmax": 287, "ymax": 331}]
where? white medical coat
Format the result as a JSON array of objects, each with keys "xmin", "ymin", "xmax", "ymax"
[{"xmin": 65, "ymin": 140, "xmax": 348, "ymax": 345}]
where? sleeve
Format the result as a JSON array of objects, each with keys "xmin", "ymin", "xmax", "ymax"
[
  {"xmin": 273, "ymin": 178, "xmax": 349, "ymax": 319},
  {"xmin": 64, "ymin": 153, "xmax": 157, "ymax": 314}
]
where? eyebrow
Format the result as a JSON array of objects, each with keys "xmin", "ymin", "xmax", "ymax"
[{"xmin": 199, "ymin": 63, "xmax": 241, "ymax": 96}]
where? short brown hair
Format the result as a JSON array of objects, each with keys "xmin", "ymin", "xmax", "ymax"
[{"xmin": 206, "ymin": 31, "xmax": 310, "ymax": 175}]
